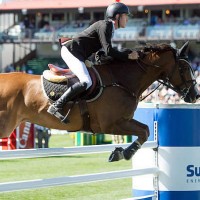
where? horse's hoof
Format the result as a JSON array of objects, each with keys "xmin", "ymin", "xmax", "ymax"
[{"xmin": 108, "ymin": 147, "xmax": 124, "ymax": 162}]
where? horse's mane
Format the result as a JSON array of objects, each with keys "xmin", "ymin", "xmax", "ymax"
[
  {"xmin": 142, "ymin": 43, "xmax": 175, "ymax": 53},
  {"xmin": 119, "ymin": 43, "xmax": 176, "ymax": 57},
  {"xmin": 130, "ymin": 43, "xmax": 177, "ymax": 61}
]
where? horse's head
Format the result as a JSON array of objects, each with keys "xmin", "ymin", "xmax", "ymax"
[
  {"xmin": 137, "ymin": 42, "xmax": 199, "ymax": 103},
  {"xmin": 174, "ymin": 42, "xmax": 200, "ymax": 103}
]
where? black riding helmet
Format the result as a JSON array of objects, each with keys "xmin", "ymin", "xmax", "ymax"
[{"xmin": 106, "ymin": 2, "xmax": 130, "ymax": 19}]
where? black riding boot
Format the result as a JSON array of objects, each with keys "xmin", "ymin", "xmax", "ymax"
[{"xmin": 47, "ymin": 82, "xmax": 87, "ymax": 122}]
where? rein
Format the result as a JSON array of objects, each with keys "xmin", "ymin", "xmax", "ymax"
[
  {"xmin": 100, "ymin": 83, "xmax": 137, "ymax": 98},
  {"xmin": 136, "ymin": 57, "xmax": 162, "ymax": 101},
  {"xmin": 139, "ymin": 83, "xmax": 161, "ymax": 101},
  {"xmin": 99, "ymin": 67, "xmax": 137, "ymax": 98},
  {"xmin": 99, "ymin": 52, "xmax": 169, "ymax": 101},
  {"xmin": 98, "ymin": 46, "xmax": 196, "ymax": 101},
  {"xmin": 99, "ymin": 56, "xmax": 163, "ymax": 100}
]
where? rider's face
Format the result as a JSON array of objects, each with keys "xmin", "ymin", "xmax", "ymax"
[
  {"xmin": 114, "ymin": 14, "xmax": 128, "ymax": 29},
  {"xmin": 119, "ymin": 14, "xmax": 128, "ymax": 28}
]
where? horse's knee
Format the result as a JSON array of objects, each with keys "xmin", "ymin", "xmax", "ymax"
[
  {"xmin": 139, "ymin": 125, "xmax": 150, "ymax": 143},
  {"xmin": 144, "ymin": 125, "xmax": 150, "ymax": 140},
  {"xmin": 146, "ymin": 125, "xmax": 150, "ymax": 138}
]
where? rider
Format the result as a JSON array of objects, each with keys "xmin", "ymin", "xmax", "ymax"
[{"xmin": 47, "ymin": 2, "xmax": 139, "ymax": 122}]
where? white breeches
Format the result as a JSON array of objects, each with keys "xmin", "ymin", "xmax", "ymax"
[{"xmin": 61, "ymin": 46, "xmax": 92, "ymax": 89}]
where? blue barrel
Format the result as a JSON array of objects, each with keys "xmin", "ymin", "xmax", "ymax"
[{"xmin": 132, "ymin": 104, "xmax": 200, "ymax": 200}]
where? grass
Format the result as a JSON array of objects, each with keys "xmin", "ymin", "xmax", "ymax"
[
  {"xmin": 0, "ymin": 153, "xmax": 131, "ymax": 182},
  {"xmin": 0, "ymin": 134, "xmax": 133, "ymax": 200},
  {"xmin": 0, "ymin": 179, "xmax": 132, "ymax": 200},
  {"xmin": 49, "ymin": 132, "xmax": 76, "ymax": 147}
]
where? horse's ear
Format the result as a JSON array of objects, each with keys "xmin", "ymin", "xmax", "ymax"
[{"xmin": 178, "ymin": 41, "xmax": 189, "ymax": 56}]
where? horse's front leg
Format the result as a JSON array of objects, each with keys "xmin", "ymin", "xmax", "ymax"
[{"xmin": 109, "ymin": 118, "xmax": 150, "ymax": 162}]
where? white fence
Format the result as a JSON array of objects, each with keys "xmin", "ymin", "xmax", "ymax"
[
  {"xmin": 0, "ymin": 141, "xmax": 158, "ymax": 199},
  {"xmin": 0, "ymin": 167, "xmax": 159, "ymax": 193},
  {"xmin": 0, "ymin": 141, "xmax": 157, "ymax": 160}
]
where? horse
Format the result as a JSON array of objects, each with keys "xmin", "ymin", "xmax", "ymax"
[{"xmin": 0, "ymin": 41, "xmax": 199, "ymax": 162}]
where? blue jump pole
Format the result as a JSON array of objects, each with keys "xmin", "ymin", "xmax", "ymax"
[{"xmin": 132, "ymin": 104, "xmax": 200, "ymax": 200}]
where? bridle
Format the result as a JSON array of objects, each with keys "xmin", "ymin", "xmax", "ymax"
[
  {"xmin": 158, "ymin": 54, "xmax": 197, "ymax": 99},
  {"xmin": 138, "ymin": 48, "xmax": 197, "ymax": 100}
]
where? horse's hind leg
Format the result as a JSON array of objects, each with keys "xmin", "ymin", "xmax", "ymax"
[
  {"xmin": 109, "ymin": 119, "xmax": 150, "ymax": 162},
  {"xmin": 0, "ymin": 110, "xmax": 20, "ymax": 138}
]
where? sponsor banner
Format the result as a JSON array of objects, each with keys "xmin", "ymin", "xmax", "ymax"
[
  {"xmin": 132, "ymin": 147, "xmax": 200, "ymax": 199},
  {"xmin": 159, "ymin": 147, "xmax": 200, "ymax": 191},
  {"xmin": 16, "ymin": 122, "xmax": 35, "ymax": 149},
  {"xmin": 0, "ymin": 123, "xmax": 35, "ymax": 150}
]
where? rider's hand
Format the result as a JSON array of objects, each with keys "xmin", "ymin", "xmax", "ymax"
[{"xmin": 128, "ymin": 51, "xmax": 139, "ymax": 60}]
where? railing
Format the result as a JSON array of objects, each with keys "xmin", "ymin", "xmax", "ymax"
[
  {"xmin": 0, "ymin": 141, "xmax": 159, "ymax": 197},
  {"xmin": 0, "ymin": 167, "xmax": 159, "ymax": 193},
  {"xmin": 0, "ymin": 141, "xmax": 157, "ymax": 160},
  {"xmin": 1, "ymin": 24, "xmax": 200, "ymax": 43}
]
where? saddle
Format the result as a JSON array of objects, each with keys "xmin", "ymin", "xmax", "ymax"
[
  {"xmin": 42, "ymin": 64, "xmax": 102, "ymax": 132},
  {"xmin": 43, "ymin": 64, "xmax": 101, "ymax": 102}
]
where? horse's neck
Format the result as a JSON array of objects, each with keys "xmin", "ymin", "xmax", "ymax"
[
  {"xmin": 97, "ymin": 61, "xmax": 158, "ymax": 98},
  {"xmin": 131, "ymin": 68, "xmax": 158, "ymax": 98}
]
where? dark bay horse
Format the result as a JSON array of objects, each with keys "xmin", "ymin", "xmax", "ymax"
[{"xmin": 0, "ymin": 41, "xmax": 199, "ymax": 161}]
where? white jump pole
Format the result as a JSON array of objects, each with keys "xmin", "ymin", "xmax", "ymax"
[{"xmin": 132, "ymin": 103, "xmax": 159, "ymax": 200}]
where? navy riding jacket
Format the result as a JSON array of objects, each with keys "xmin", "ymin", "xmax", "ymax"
[{"xmin": 65, "ymin": 20, "xmax": 130, "ymax": 62}]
